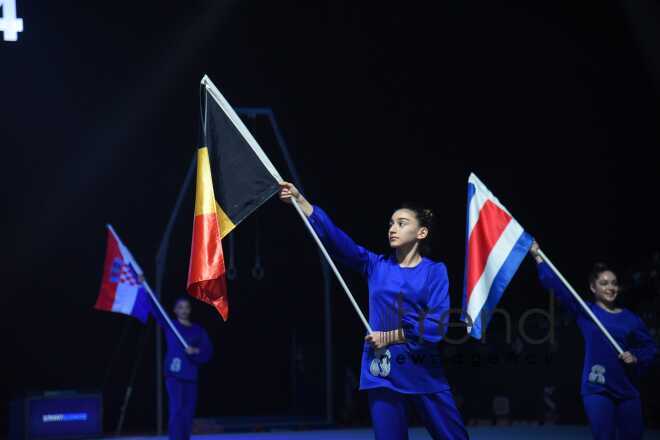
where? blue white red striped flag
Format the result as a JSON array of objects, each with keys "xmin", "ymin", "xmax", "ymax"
[{"xmin": 462, "ymin": 173, "xmax": 533, "ymax": 339}]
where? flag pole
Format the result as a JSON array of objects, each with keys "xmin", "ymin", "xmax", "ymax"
[
  {"xmin": 537, "ymin": 249, "xmax": 623, "ymax": 354},
  {"xmin": 142, "ymin": 281, "xmax": 189, "ymax": 349},
  {"xmin": 290, "ymin": 198, "xmax": 373, "ymax": 334},
  {"xmin": 105, "ymin": 224, "xmax": 189, "ymax": 349}
]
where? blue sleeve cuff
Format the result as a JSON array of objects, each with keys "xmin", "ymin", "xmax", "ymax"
[
  {"xmin": 307, "ymin": 205, "xmax": 324, "ymax": 233},
  {"xmin": 537, "ymin": 261, "xmax": 552, "ymax": 278}
]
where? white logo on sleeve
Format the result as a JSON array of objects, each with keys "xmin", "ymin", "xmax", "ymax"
[
  {"xmin": 170, "ymin": 357, "xmax": 182, "ymax": 373},
  {"xmin": 588, "ymin": 364, "xmax": 606, "ymax": 384},
  {"xmin": 369, "ymin": 349, "xmax": 392, "ymax": 377}
]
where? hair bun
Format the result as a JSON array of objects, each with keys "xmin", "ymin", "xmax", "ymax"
[
  {"xmin": 399, "ymin": 203, "xmax": 434, "ymax": 226},
  {"xmin": 422, "ymin": 209, "xmax": 435, "ymax": 225},
  {"xmin": 592, "ymin": 262, "xmax": 609, "ymax": 273}
]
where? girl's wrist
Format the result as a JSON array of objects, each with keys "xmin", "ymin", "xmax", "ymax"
[{"xmin": 297, "ymin": 197, "xmax": 313, "ymax": 216}]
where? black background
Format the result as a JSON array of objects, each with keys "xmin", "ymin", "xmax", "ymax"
[{"xmin": 2, "ymin": 0, "xmax": 659, "ymax": 435}]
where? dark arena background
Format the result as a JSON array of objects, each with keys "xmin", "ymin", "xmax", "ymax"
[{"xmin": 2, "ymin": 1, "xmax": 660, "ymax": 439}]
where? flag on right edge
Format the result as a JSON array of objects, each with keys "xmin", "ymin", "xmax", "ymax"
[{"xmin": 462, "ymin": 173, "xmax": 533, "ymax": 339}]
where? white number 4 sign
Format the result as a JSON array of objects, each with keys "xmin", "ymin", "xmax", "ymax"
[{"xmin": 0, "ymin": 0, "xmax": 23, "ymax": 42}]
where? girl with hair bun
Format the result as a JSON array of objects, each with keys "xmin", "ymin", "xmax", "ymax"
[
  {"xmin": 279, "ymin": 182, "xmax": 468, "ymax": 440},
  {"xmin": 530, "ymin": 242, "xmax": 657, "ymax": 440}
]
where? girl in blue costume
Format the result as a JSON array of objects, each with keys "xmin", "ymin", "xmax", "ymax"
[
  {"xmin": 279, "ymin": 182, "xmax": 468, "ymax": 440},
  {"xmin": 161, "ymin": 297, "xmax": 213, "ymax": 440},
  {"xmin": 530, "ymin": 242, "xmax": 657, "ymax": 440}
]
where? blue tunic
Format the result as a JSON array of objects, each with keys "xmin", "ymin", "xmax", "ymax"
[
  {"xmin": 163, "ymin": 320, "xmax": 213, "ymax": 382},
  {"xmin": 308, "ymin": 206, "xmax": 451, "ymax": 394},
  {"xmin": 536, "ymin": 262, "xmax": 657, "ymax": 399}
]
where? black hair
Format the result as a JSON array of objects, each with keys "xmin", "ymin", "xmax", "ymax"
[
  {"xmin": 588, "ymin": 262, "xmax": 615, "ymax": 286},
  {"xmin": 173, "ymin": 296, "xmax": 192, "ymax": 308},
  {"xmin": 398, "ymin": 203, "xmax": 435, "ymax": 256}
]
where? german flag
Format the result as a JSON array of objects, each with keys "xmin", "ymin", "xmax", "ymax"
[{"xmin": 187, "ymin": 75, "xmax": 282, "ymax": 320}]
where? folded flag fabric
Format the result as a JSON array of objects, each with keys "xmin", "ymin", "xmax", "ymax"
[
  {"xmin": 187, "ymin": 75, "xmax": 283, "ymax": 320},
  {"xmin": 462, "ymin": 173, "xmax": 533, "ymax": 339}
]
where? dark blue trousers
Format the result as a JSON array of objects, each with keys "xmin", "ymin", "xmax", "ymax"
[
  {"xmin": 583, "ymin": 393, "xmax": 643, "ymax": 440},
  {"xmin": 368, "ymin": 387, "xmax": 469, "ymax": 440},
  {"xmin": 166, "ymin": 377, "xmax": 198, "ymax": 440}
]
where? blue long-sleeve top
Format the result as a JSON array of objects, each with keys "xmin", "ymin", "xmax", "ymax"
[
  {"xmin": 536, "ymin": 262, "xmax": 657, "ymax": 398},
  {"xmin": 162, "ymin": 320, "xmax": 213, "ymax": 382},
  {"xmin": 308, "ymin": 206, "xmax": 451, "ymax": 394}
]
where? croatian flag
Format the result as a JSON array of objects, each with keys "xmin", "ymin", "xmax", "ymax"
[
  {"xmin": 94, "ymin": 225, "xmax": 151, "ymax": 323},
  {"xmin": 462, "ymin": 173, "xmax": 533, "ymax": 339}
]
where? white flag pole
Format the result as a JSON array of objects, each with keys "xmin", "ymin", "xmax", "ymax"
[
  {"xmin": 142, "ymin": 281, "xmax": 190, "ymax": 350},
  {"xmin": 107, "ymin": 224, "xmax": 189, "ymax": 350},
  {"xmin": 538, "ymin": 249, "xmax": 623, "ymax": 355},
  {"xmin": 290, "ymin": 198, "xmax": 373, "ymax": 334}
]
